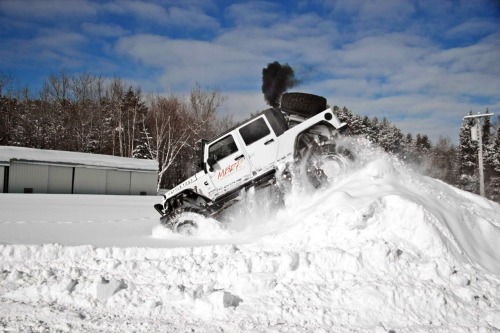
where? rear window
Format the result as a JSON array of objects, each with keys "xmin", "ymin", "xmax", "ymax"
[
  {"xmin": 264, "ymin": 108, "xmax": 288, "ymax": 136},
  {"xmin": 239, "ymin": 117, "xmax": 271, "ymax": 146}
]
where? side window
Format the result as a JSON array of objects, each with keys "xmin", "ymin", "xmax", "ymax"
[
  {"xmin": 208, "ymin": 135, "xmax": 238, "ymax": 162},
  {"xmin": 239, "ymin": 117, "xmax": 271, "ymax": 146}
]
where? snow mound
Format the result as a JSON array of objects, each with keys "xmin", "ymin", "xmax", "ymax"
[
  {"xmin": 1, "ymin": 138, "xmax": 499, "ymax": 332},
  {"xmin": 258, "ymin": 152, "xmax": 500, "ymax": 276}
]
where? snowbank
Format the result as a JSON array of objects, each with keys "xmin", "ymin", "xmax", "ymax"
[{"xmin": 1, "ymin": 139, "xmax": 499, "ymax": 332}]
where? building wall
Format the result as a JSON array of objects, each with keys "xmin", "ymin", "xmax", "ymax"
[
  {"xmin": 48, "ymin": 165, "xmax": 73, "ymax": 194},
  {"xmin": 73, "ymin": 168, "xmax": 107, "ymax": 194},
  {"xmin": 130, "ymin": 171, "xmax": 157, "ymax": 195},
  {"xmin": 3, "ymin": 159, "xmax": 157, "ymax": 195},
  {"xmin": 106, "ymin": 170, "xmax": 131, "ymax": 195},
  {"xmin": 9, "ymin": 162, "xmax": 49, "ymax": 193}
]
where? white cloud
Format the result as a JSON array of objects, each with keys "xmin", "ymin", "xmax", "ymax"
[
  {"xmin": 445, "ymin": 19, "xmax": 499, "ymax": 39},
  {"xmin": 100, "ymin": 1, "xmax": 168, "ymax": 21},
  {"xmin": 355, "ymin": 0, "xmax": 415, "ymax": 23},
  {"xmin": 0, "ymin": 0, "xmax": 97, "ymax": 19},
  {"xmin": 429, "ymin": 34, "xmax": 500, "ymax": 74},
  {"xmin": 99, "ymin": 1, "xmax": 219, "ymax": 32},
  {"xmin": 221, "ymin": 91, "xmax": 269, "ymax": 120},
  {"xmin": 0, "ymin": 28, "xmax": 88, "ymax": 69},
  {"xmin": 115, "ymin": 34, "xmax": 266, "ymax": 90},
  {"xmin": 329, "ymin": 33, "xmax": 432, "ymax": 78},
  {"xmin": 166, "ymin": 6, "xmax": 220, "ymax": 31},
  {"xmin": 34, "ymin": 29, "xmax": 87, "ymax": 49},
  {"xmin": 225, "ymin": 2, "xmax": 282, "ymax": 26},
  {"xmin": 323, "ymin": 92, "xmax": 477, "ymax": 142},
  {"xmin": 325, "ymin": 0, "xmax": 416, "ymax": 28},
  {"xmin": 82, "ymin": 22, "xmax": 128, "ymax": 37}
]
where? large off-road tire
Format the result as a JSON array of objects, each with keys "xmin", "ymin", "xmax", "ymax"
[
  {"xmin": 280, "ymin": 92, "xmax": 327, "ymax": 118},
  {"xmin": 296, "ymin": 135, "xmax": 349, "ymax": 188},
  {"xmin": 305, "ymin": 149, "xmax": 349, "ymax": 188},
  {"xmin": 160, "ymin": 207, "xmax": 206, "ymax": 235}
]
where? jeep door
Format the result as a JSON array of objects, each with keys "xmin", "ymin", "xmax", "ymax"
[
  {"xmin": 237, "ymin": 116, "xmax": 279, "ymax": 176},
  {"xmin": 206, "ymin": 133, "xmax": 252, "ymax": 195}
]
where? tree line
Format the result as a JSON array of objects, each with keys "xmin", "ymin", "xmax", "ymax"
[
  {"xmin": 335, "ymin": 106, "xmax": 500, "ymax": 202},
  {"xmin": 1, "ymin": 71, "xmax": 499, "ymax": 202},
  {"xmin": 0, "ymin": 72, "xmax": 232, "ymax": 189}
]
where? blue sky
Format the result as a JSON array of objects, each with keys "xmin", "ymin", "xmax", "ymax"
[{"xmin": 1, "ymin": 0, "xmax": 499, "ymax": 143}]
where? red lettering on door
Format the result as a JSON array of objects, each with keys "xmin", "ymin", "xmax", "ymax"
[{"xmin": 217, "ymin": 159, "xmax": 244, "ymax": 179}]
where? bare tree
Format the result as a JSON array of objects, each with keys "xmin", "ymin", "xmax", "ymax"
[
  {"xmin": 144, "ymin": 93, "xmax": 191, "ymax": 189},
  {"xmin": 0, "ymin": 72, "xmax": 24, "ymax": 145},
  {"xmin": 144, "ymin": 85, "xmax": 227, "ymax": 189},
  {"xmin": 189, "ymin": 83, "xmax": 227, "ymax": 140},
  {"xmin": 107, "ymin": 78, "xmax": 125, "ymax": 156},
  {"xmin": 70, "ymin": 72, "xmax": 96, "ymax": 151},
  {"xmin": 45, "ymin": 71, "xmax": 71, "ymax": 108}
]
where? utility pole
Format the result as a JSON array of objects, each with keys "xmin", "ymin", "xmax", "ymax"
[{"xmin": 463, "ymin": 111, "xmax": 494, "ymax": 197}]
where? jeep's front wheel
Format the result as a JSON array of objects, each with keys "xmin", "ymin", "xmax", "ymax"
[
  {"xmin": 161, "ymin": 207, "xmax": 205, "ymax": 235},
  {"xmin": 175, "ymin": 220, "xmax": 198, "ymax": 235}
]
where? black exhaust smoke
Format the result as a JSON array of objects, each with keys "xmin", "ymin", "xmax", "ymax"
[{"xmin": 262, "ymin": 61, "xmax": 298, "ymax": 107}]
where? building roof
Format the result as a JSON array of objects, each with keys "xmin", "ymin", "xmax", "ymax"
[{"xmin": 0, "ymin": 146, "xmax": 158, "ymax": 172}]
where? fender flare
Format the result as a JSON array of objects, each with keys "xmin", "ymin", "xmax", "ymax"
[
  {"xmin": 293, "ymin": 121, "xmax": 337, "ymax": 159},
  {"xmin": 167, "ymin": 189, "xmax": 212, "ymax": 211}
]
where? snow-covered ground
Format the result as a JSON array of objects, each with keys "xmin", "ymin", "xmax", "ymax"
[{"xmin": 1, "ymin": 139, "xmax": 500, "ymax": 332}]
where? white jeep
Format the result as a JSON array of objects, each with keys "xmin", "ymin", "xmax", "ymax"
[{"xmin": 154, "ymin": 92, "xmax": 349, "ymax": 233}]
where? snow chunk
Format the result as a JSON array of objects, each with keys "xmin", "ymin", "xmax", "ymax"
[{"xmin": 94, "ymin": 277, "xmax": 127, "ymax": 302}]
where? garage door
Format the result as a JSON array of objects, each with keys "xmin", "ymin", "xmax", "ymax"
[
  {"xmin": 106, "ymin": 170, "xmax": 131, "ymax": 195},
  {"xmin": 9, "ymin": 162, "xmax": 49, "ymax": 193},
  {"xmin": 73, "ymin": 168, "xmax": 107, "ymax": 194},
  {"xmin": 130, "ymin": 171, "xmax": 157, "ymax": 195},
  {"xmin": 48, "ymin": 165, "xmax": 73, "ymax": 194}
]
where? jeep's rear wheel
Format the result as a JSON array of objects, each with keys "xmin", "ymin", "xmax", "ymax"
[
  {"xmin": 305, "ymin": 151, "xmax": 349, "ymax": 188},
  {"xmin": 280, "ymin": 92, "xmax": 327, "ymax": 117},
  {"xmin": 296, "ymin": 134, "xmax": 349, "ymax": 188}
]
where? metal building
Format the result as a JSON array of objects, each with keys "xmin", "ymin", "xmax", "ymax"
[{"xmin": 0, "ymin": 146, "xmax": 158, "ymax": 195}]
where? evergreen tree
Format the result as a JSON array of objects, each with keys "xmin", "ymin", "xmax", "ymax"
[
  {"xmin": 401, "ymin": 133, "xmax": 418, "ymax": 164},
  {"xmin": 117, "ymin": 87, "xmax": 147, "ymax": 157},
  {"xmin": 482, "ymin": 109, "xmax": 492, "ymax": 146},
  {"xmin": 458, "ymin": 114, "xmax": 478, "ymax": 193},
  {"xmin": 335, "ymin": 105, "xmax": 352, "ymax": 124},
  {"xmin": 133, "ymin": 122, "xmax": 154, "ymax": 160},
  {"xmin": 428, "ymin": 136, "xmax": 456, "ymax": 184},
  {"xmin": 487, "ymin": 124, "xmax": 500, "ymax": 201},
  {"xmin": 481, "ymin": 111, "xmax": 496, "ymax": 199},
  {"xmin": 416, "ymin": 134, "xmax": 432, "ymax": 151},
  {"xmin": 411, "ymin": 133, "xmax": 433, "ymax": 174},
  {"xmin": 332, "ymin": 106, "xmax": 367, "ymax": 136},
  {"xmin": 368, "ymin": 117, "xmax": 381, "ymax": 143},
  {"xmin": 349, "ymin": 113, "xmax": 366, "ymax": 135},
  {"xmin": 377, "ymin": 118, "xmax": 403, "ymax": 153}
]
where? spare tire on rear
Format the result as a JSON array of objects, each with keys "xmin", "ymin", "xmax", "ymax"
[{"xmin": 280, "ymin": 92, "xmax": 327, "ymax": 118}]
